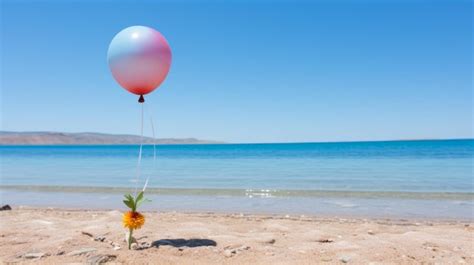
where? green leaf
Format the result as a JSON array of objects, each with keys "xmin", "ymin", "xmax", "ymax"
[
  {"xmin": 125, "ymin": 194, "xmax": 134, "ymax": 202},
  {"xmin": 123, "ymin": 194, "xmax": 136, "ymax": 210},
  {"xmin": 135, "ymin": 191, "xmax": 145, "ymax": 209},
  {"xmin": 123, "ymin": 199, "xmax": 134, "ymax": 209},
  {"xmin": 137, "ymin": 197, "xmax": 151, "ymax": 208},
  {"xmin": 136, "ymin": 192, "xmax": 144, "ymax": 204}
]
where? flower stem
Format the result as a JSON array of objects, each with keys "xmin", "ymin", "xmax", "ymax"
[{"xmin": 128, "ymin": 228, "xmax": 133, "ymax": 250}]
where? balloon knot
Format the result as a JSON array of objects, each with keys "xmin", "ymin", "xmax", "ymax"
[{"xmin": 138, "ymin": 95, "xmax": 145, "ymax": 103}]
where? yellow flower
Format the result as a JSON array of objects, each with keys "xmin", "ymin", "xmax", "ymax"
[{"xmin": 123, "ymin": 211, "xmax": 145, "ymax": 229}]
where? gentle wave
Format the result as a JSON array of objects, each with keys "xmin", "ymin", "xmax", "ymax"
[{"xmin": 1, "ymin": 185, "xmax": 473, "ymax": 200}]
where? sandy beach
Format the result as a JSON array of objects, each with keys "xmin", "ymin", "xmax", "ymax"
[
  {"xmin": 2, "ymin": 0, "xmax": 472, "ymax": 264},
  {"xmin": 1, "ymin": 207, "xmax": 472, "ymax": 264}
]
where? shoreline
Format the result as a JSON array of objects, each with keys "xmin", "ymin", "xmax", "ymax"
[
  {"xmin": 1, "ymin": 207, "xmax": 473, "ymax": 264},
  {"xmin": 2, "ymin": 188, "xmax": 472, "ymax": 221},
  {"xmin": 2, "ymin": 185, "xmax": 473, "ymax": 200},
  {"xmin": 6, "ymin": 205, "xmax": 474, "ymax": 224}
]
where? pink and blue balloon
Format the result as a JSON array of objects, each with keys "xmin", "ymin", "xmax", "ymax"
[{"xmin": 107, "ymin": 26, "xmax": 172, "ymax": 97}]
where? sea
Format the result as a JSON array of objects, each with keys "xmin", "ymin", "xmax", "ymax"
[{"xmin": 1, "ymin": 139, "xmax": 473, "ymax": 220}]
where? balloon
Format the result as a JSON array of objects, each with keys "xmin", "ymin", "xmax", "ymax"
[{"xmin": 107, "ymin": 26, "xmax": 172, "ymax": 97}]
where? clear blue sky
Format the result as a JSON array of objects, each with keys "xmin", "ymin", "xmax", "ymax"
[{"xmin": 1, "ymin": 0, "xmax": 472, "ymax": 143}]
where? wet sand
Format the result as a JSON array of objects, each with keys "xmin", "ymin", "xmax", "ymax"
[{"xmin": 1, "ymin": 207, "xmax": 473, "ymax": 264}]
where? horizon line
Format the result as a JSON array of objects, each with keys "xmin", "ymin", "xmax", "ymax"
[{"xmin": 0, "ymin": 130, "xmax": 472, "ymax": 146}]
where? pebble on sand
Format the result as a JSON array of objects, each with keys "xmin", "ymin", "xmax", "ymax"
[
  {"xmin": 87, "ymin": 254, "xmax": 116, "ymax": 264},
  {"xmin": 0, "ymin": 205, "xmax": 12, "ymax": 211},
  {"xmin": 81, "ymin": 231, "xmax": 93, "ymax": 237},
  {"xmin": 317, "ymin": 238, "xmax": 335, "ymax": 243},
  {"xmin": 223, "ymin": 245, "xmax": 250, "ymax": 257},
  {"xmin": 339, "ymin": 255, "xmax": 352, "ymax": 263},
  {"xmin": 94, "ymin": 235, "xmax": 106, "ymax": 242},
  {"xmin": 23, "ymin": 252, "xmax": 47, "ymax": 259},
  {"xmin": 67, "ymin": 247, "xmax": 97, "ymax": 256},
  {"xmin": 257, "ymin": 238, "xmax": 276, "ymax": 244}
]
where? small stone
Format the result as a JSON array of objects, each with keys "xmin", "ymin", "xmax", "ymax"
[
  {"xmin": 0, "ymin": 205, "xmax": 12, "ymax": 211},
  {"xmin": 94, "ymin": 235, "xmax": 106, "ymax": 242},
  {"xmin": 257, "ymin": 238, "xmax": 276, "ymax": 244},
  {"xmin": 368, "ymin": 230, "xmax": 375, "ymax": 235},
  {"xmin": 317, "ymin": 238, "xmax": 334, "ymax": 243},
  {"xmin": 321, "ymin": 257, "xmax": 332, "ymax": 262},
  {"xmin": 140, "ymin": 242, "xmax": 151, "ymax": 249},
  {"xmin": 67, "ymin": 247, "xmax": 97, "ymax": 256},
  {"xmin": 131, "ymin": 243, "xmax": 138, "ymax": 250},
  {"xmin": 339, "ymin": 255, "xmax": 351, "ymax": 263},
  {"xmin": 24, "ymin": 252, "xmax": 46, "ymax": 259},
  {"xmin": 223, "ymin": 245, "xmax": 250, "ymax": 257},
  {"xmin": 87, "ymin": 254, "xmax": 116, "ymax": 264},
  {"xmin": 81, "ymin": 231, "xmax": 93, "ymax": 237},
  {"xmin": 224, "ymin": 249, "xmax": 233, "ymax": 257},
  {"xmin": 285, "ymin": 215, "xmax": 290, "ymax": 218},
  {"xmin": 267, "ymin": 238, "xmax": 276, "ymax": 244},
  {"xmin": 56, "ymin": 250, "xmax": 65, "ymax": 256},
  {"xmin": 113, "ymin": 246, "xmax": 121, "ymax": 251}
]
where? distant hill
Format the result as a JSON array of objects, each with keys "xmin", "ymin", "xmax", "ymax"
[{"xmin": 0, "ymin": 131, "xmax": 224, "ymax": 145}]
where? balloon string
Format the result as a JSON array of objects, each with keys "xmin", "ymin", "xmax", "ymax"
[
  {"xmin": 134, "ymin": 102, "xmax": 144, "ymax": 195},
  {"xmin": 142, "ymin": 104, "xmax": 156, "ymax": 192},
  {"xmin": 145, "ymin": 104, "xmax": 157, "ymax": 168}
]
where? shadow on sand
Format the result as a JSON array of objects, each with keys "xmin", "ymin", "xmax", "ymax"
[{"xmin": 152, "ymin": 238, "xmax": 217, "ymax": 248}]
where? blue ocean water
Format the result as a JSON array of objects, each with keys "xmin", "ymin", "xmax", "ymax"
[{"xmin": 1, "ymin": 140, "xmax": 473, "ymax": 219}]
